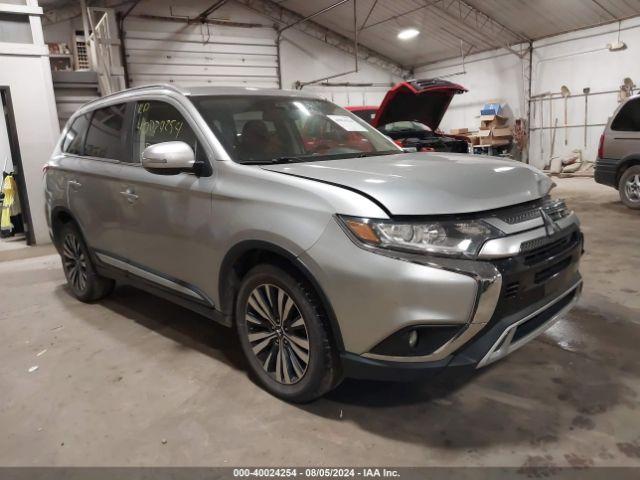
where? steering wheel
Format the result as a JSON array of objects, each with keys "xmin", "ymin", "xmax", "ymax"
[{"xmin": 308, "ymin": 140, "xmax": 335, "ymax": 154}]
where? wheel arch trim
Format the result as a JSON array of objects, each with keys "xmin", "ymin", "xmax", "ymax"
[
  {"xmin": 219, "ymin": 240, "xmax": 345, "ymax": 352},
  {"xmin": 617, "ymin": 154, "xmax": 640, "ymax": 184},
  {"xmin": 50, "ymin": 206, "xmax": 83, "ymax": 246}
]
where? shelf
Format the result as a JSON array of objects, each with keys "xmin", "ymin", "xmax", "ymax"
[{"xmin": 473, "ymin": 143, "xmax": 510, "ymax": 148}]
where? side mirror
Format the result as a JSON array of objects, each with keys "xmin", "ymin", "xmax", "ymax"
[{"xmin": 141, "ymin": 141, "xmax": 195, "ymax": 174}]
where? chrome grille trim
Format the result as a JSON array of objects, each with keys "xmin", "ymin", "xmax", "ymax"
[
  {"xmin": 484, "ymin": 198, "xmax": 571, "ymax": 235},
  {"xmin": 498, "ymin": 208, "xmax": 541, "ymax": 225},
  {"xmin": 478, "ymin": 213, "xmax": 579, "ymax": 259},
  {"xmin": 476, "ymin": 280, "xmax": 582, "ymax": 368}
]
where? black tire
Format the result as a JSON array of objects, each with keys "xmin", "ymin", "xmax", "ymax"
[
  {"xmin": 58, "ymin": 222, "xmax": 115, "ymax": 302},
  {"xmin": 235, "ymin": 264, "xmax": 341, "ymax": 402},
  {"xmin": 619, "ymin": 165, "xmax": 640, "ymax": 210}
]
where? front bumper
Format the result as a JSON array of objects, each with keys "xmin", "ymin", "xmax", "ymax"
[
  {"xmin": 302, "ymin": 205, "xmax": 583, "ymax": 381},
  {"xmin": 341, "ymin": 278, "xmax": 581, "ymax": 381}
]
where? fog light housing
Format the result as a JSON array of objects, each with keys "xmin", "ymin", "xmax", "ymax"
[{"xmin": 370, "ymin": 325, "xmax": 464, "ymax": 357}]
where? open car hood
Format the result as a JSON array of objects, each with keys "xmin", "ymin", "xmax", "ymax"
[{"xmin": 372, "ymin": 79, "xmax": 467, "ymax": 131}]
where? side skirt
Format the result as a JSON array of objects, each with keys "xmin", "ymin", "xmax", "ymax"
[{"xmin": 94, "ymin": 256, "xmax": 232, "ymax": 328}]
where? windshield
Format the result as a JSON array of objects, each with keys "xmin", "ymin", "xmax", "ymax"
[
  {"xmin": 190, "ymin": 95, "xmax": 400, "ymax": 164},
  {"xmin": 380, "ymin": 121, "xmax": 431, "ymax": 133}
]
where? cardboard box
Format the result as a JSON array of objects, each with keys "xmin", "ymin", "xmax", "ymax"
[
  {"xmin": 450, "ymin": 127, "xmax": 469, "ymax": 134},
  {"xmin": 481, "ymin": 103, "xmax": 503, "ymax": 116},
  {"xmin": 484, "ymin": 138, "xmax": 510, "ymax": 146},
  {"xmin": 492, "ymin": 127, "xmax": 513, "ymax": 138},
  {"xmin": 474, "ymin": 126, "xmax": 511, "ymax": 147},
  {"xmin": 480, "ymin": 114, "xmax": 508, "ymax": 130},
  {"xmin": 466, "ymin": 135, "xmax": 480, "ymax": 145}
]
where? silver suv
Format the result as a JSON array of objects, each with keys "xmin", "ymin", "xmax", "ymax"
[
  {"xmin": 596, "ymin": 94, "xmax": 640, "ymax": 209},
  {"xmin": 44, "ymin": 85, "xmax": 583, "ymax": 402}
]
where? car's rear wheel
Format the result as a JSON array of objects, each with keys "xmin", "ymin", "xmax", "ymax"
[
  {"xmin": 619, "ymin": 165, "xmax": 640, "ymax": 209},
  {"xmin": 235, "ymin": 264, "xmax": 340, "ymax": 402},
  {"xmin": 59, "ymin": 223, "xmax": 115, "ymax": 302}
]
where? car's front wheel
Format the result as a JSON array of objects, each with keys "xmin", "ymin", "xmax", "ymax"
[
  {"xmin": 58, "ymin": 222, "xmax": 115, "ymax": 302},
  {"xmin": 235, "ymin": 264, "xmax": 340, "ymax": 402},
  {"xmin": 619, "ymin": 165, "xmax": 640, "ymax": 209}
]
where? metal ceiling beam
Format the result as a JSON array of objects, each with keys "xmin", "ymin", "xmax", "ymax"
[
  {"xmin": 446, "ymin": 0, "xmax": 530, "ymax": 42},
  {"xmin": 590, "ymin": 0, "xmax": 618, "ymax": 20},
  {"xmin": 427, "ymin": 6, "xmax": 514, "ymax": 54},
  {"xmin": 279, "ymin": 0, "xmax": 349, "ymax": 33},
  {"xmin": 356, "ymin": 0, "xmax": 475, "ymax": 54},
  {"xmin": 360, "ymin": 0, "xmax": 439, "ymax": 31},
  {"xmin": 414, "ymin": 8, "xmax": 640, "ymax": 68},
  {"xmin": 234, "ymin": 0, "xmax": 410, "ymax": 78},
  {"xmin": 358, "ymin": 0, "xmax": 378, "ymax": 31},
  {"xmin": 42, "ymin": 0, "xmax": 135, "ymax": 25},
  {"xmin": 196, "ymin": 0, "xmax": 229, "ymax": 22},
  {"xmin": 354, "ymin": 0, "xmax": 528, "ymax": 62},
  {"xmin": 428, "ymin": 0, "xmax": 530, "ymax": 58}
]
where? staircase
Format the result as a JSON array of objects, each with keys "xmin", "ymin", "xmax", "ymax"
[
  {"xmin": 87, "ymin": 7, "xmax": 125, "ymax": 96},
  {"xmin": 50, "ymin": 7, "xmax": 125, "ymax": 129}
]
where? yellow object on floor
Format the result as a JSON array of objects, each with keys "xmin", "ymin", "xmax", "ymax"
[{"xmin": 1, "ymin": 175, "xmax": 17, "ymax": 233}]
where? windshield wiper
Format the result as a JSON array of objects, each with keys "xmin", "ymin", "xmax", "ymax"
[
  {"xmin": 271, "ymin": 156, "xmax": 304, "ymax": 163},
  {"xmin": 239, "ymin": 156, "xmax": 304, "ymax": 165},
  {"xmin": 356, "ymin": 150, "xmax": 401, "ymax": 158},
  {"xmin": 240, "ymin": 151, "xmax": 399, "ymax": 165}
]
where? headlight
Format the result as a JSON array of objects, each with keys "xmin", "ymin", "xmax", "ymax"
[{"xmin": 338, "ymin": 215, "xmax": 502, "ymax": 258}]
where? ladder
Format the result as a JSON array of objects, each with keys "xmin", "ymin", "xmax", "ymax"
[{"xmin": 86, "ymin": 7, "xmax": 125, "ymax": 96}]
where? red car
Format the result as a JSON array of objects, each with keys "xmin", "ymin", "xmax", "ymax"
[{"xmin": 347, "ymin": 79, "xmax": 469, "ymax": 153}]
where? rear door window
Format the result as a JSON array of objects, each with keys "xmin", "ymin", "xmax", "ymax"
[
  {"xmin": 62, "ymin": 113, "xmax": 91, "ymax": 155},
  {"xmin": 84, "ymin": 103, "xmax": 127, "ymax": 160},
  {"xmin": 611, "ymin": 98, "xmax": 640, "ymax": 131}
]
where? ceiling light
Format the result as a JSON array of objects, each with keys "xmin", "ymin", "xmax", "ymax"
[{"xmin": 398, "ymin": 28, "xmax": 419, "ymax": 40}]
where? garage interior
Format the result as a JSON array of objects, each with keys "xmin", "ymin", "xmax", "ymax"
[{"xmin": 1, "ymin": 0, "xmax": 640, "ymax": 473}]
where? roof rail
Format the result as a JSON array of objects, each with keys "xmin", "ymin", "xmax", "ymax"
[{"xmin": 81, "ymin": 83, "xmax": 185, "ymax": 109}]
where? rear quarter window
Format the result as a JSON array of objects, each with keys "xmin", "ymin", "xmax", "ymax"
[
  {"xmin": 611, "ymin": 98, "xmax": 640, "ymax": 131},
  {"xmin": 62, "ymin": 113, "xmax": 91, "ymax": 155}
]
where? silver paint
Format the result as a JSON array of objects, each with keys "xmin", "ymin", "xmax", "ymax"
[{"xmin": 44, "ymin": 84, "xmax": 580, "ymax": 365}]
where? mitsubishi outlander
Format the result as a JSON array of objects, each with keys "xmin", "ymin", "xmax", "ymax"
[{"xmin": 44, "ymin": 83, "xmax": 583, "ymax": 402}]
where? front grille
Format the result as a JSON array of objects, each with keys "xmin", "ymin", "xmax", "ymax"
[
  {"xmin": 488, "ymin": 228, "xmax": 582, "ymax": 327},
  {"xmin": 522, "ymin": 231, "xmax": 579, "ymax": 266},
  {"xmin": 504, "ymin": 281, "xmax": 520, "ymax": 299},
  {"xmin": 500, "ymin": 209, "xmax": 540, "ymax": 224},
  {"xmin": 534, "ymin": 257, "xmax": 572, "ymax": 284},
  {"xmin": 494, "ymin": 201, "xmax": 543, "ymax": 224},
  {"xmin": 494, "ymin": 197, "xmax": 570, "ymax": 225}
]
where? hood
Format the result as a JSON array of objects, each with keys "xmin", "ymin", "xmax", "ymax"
[
  {"xmin": 262, "ymin": 153, "xmax": 552, "ymax": 216},
  {"xmin": 372, "ymin": 79, "xmax": 467, "ymax": 131}
]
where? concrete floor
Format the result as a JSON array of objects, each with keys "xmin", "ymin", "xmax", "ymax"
[{"xmin": 0, "ymin": 178, "xmax": 639, "ymax": 468}]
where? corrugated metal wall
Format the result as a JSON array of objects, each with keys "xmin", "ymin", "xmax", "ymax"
[
  {"xmin": 123, "ymin": 17, "xmax": 279, "ymax": 89},
  {"xmin": 52, "ymin": 71, "xmax": 100, "ymax": 129}
]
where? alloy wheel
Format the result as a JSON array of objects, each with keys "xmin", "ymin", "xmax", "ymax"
[
  {"xmin": 625, "ymin": 174, "xmax": 640, "ymax": 202},
  {"xmin": 62, "ymin": 232, "xmax": 88, "ymax": 293},
  {"xmin": 245, "ymin": 284, "xmax": 310, "ymax": 385}
]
